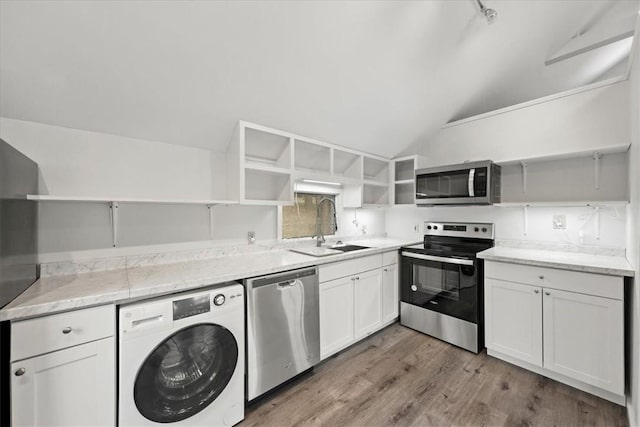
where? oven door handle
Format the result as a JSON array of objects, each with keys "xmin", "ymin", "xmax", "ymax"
[{"xmin": 401, "ymin": 252, "xmax": 474, "ymax": 266}]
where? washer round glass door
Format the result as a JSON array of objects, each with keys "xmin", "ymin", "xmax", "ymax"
[{"xmin": 134, "ymin": 323, "xmax": 238, "ymax": 423}]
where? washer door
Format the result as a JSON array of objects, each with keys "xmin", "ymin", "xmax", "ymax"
[{"xmin": 134, "ymin": 323, "xmax": 238, "ymax": 423}]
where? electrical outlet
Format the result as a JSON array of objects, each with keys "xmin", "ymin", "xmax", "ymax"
[
  {"xmin": 247, "ymin": 231, "xmax": 256, "ymax": 244},
  {"xmin": 553, "ymin": 215, "xmax": 566, "ymax": 230}
]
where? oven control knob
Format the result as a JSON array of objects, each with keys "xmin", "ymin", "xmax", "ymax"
[
  {"xmin": 433, "ymin": 225, "xmax": 438, "ymax": 230},
  {"xmin": 426, "ymin": 225, "xmax": 432, "ymax": 230},
  {"xmin": 474, "ymin": 227, "xmax": 479, "ymax": 232},
  {"xmin": 481, "ymin": 227, "xmax": 488, "ymax": 233},
  {"xmin": 411, "ymin": 285, "xmax": 418, "ymax": 292},
  {"xmin": 213, "ymin": 294, "xmax": 226, "ymax": 306}
]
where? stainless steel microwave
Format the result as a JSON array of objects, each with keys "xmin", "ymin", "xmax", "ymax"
[{"xmin": 415, "ymin": 160, "xmax": 501, "ymax": 206}]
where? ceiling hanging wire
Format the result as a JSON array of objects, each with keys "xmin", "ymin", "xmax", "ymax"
[{"xmin": 476, "ymin": 0, "xmax": 498, "ymax": 24}]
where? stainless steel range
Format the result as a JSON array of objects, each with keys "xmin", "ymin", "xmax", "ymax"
[{"xmin": 400, "ymin": 221, "xmax": 494, "ymax": 353}]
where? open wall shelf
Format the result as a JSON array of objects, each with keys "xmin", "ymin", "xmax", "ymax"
[{"xmin": 228, "ymin": 121, "xmax": 393, "ymax": 207}]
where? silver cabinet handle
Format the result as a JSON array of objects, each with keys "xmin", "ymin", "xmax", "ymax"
[
  {"xmin": 15, "ymin": 367, "xmax": 26, "ymax": 377},
  {"xmin": 383, "ymin": 268, "xmax": 388, "ymax": 272},
  {"xmin": 538, "ymin": 275, "xmax": 544, "ymax": 280},
  {"xmin": 62, "ymin": 327, "xmax": 73, "ymax": 334},
  {"xmin": 534, "ymin": 289, "xmax": 540, "ymax": 294},
  {"xmin": 355, "ymin": 276, "xmax": 360, "ymax": 280},
  {"xmin": 544, "ymin": 291, "xmax": 551, "ymax": 296},
  {"xmin": 411, "ymin": 285, "xmax": 418, "ymax": 291}
]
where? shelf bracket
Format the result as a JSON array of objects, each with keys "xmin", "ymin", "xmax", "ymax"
[
  {"xmin": 594, "ymin": 206, "xmax": 600, "ymax": 240},
  {"xmin": 109, "ymin": 202, "xmax": 119, "ymax": 247},
  {"xmin": 593, "ymin": 152, "xmax": 602, "ymax": 190},
  {"xmin": 207, "ymin": 205, "xmax": 215, "ymax": 240},
  {"xmin": 523, "ymin": 204, "xmax": 529, "ymax": 236},
  {"xmin": 520, "ymin": 161, "xmax": 528, "ymax": 193}
]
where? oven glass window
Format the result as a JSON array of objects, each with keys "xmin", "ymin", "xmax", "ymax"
[
  {"xmin": 414, "ymin": 262, "xmax": 460, "ymax": 300},
  {"xmin": 134, "ymin": 323, "xmax": 238, "ymax": 423},
  {"xmin": 416, "ymin": 169, "xmax": 470, "ymax": 199}
]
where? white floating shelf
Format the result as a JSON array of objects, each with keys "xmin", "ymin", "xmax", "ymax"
[
  {"xmin": 363, "ymin": 180, "xmax": 390, "ymax": 187},
  {"xmin": 26, "ymin": 195, "xmax": 238, "ymax": 205},
  {"xmin": 243, "ymin": 163, "xmax": 292, "ymax": 175},
  {"xmin": 495, "ymin": 201, "xmax": 629, "ymax": 208},
  {"xmin": 496, "ymin": 143, "xmax": 630, "ymax": 166}
]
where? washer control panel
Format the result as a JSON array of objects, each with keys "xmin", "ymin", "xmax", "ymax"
[{"xmin": 172, "ymin": 294, "xmax": 211, "ymax": 320}]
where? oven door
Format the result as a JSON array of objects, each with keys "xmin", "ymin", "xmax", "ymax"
[{"xmin": 400, "ymin": 252, "xmax": 479, "ymax": 323}]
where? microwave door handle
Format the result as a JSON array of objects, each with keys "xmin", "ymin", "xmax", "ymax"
[
  {"xmin": 468, "ymin": 168, "xmax": 475, "ymax": 197},
  {"xmin": 401, "ymin": 252, "xmax": 474, "ymax": 266}
]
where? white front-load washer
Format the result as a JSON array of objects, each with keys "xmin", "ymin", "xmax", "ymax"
[{"xmin": 119, "ymin": 283, "xmax": 244, "ymax": 426}]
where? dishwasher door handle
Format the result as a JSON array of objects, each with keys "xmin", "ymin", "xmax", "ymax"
[{"xmin": 277, "ymin": 280, "xmax": 298, "ymax": 289}]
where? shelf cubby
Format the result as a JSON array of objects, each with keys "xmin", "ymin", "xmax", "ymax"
[
  {"xmin": 244, "ymin": 127, "xmax": 292, "ymax": 169},
  {"xmin": 394, "ymin": 182, "xmax": 415, "ymax": 205},
  {"xmin": 394, "ymin": 158, "xmax": 415, "ymax": 182},
  {"xmin": 363, "ymin": 183, "xmax": 389, "ymax": 206},
  {"xmin": 294, "ymin": 139, "xmax": 331, "ymax": 174},
  {"xmin": 333, "ymin": 149, "xmax": 362, "ymax": 180},
  {"xmin": 243, "ymin": 169, "xmax": 292, "ymax": 204},
  {"xmin": 363, "ymin": 156, "xmax": 389, "ymax": 184}
]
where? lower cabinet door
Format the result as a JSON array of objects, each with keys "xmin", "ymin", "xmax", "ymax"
[
  {"xmin": 382, "ymin": 263, "xmax": 399, "ymax": 324},
  {"xmin": 354, "ymin": 269, "xmax": 383, "ymax": 340},
  {"xmin": 11, "ymin": 337, "xmax": 115, "ymax": 427},
  {"xmin": 543, "ymin": 288, "xmax": 624, "ymax": 394},
  {"xmin": 319, "ymin": 277, "xmax": 355, "ymax": 359},
  {"xmin": 485, "ymin": 279, "xmax": 543, "ymax": 366}
]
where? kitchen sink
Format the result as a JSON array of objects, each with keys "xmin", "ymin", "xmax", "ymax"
[{"xmin": 329, "ymin": 244, "xmax": 370, "ymax": 252}]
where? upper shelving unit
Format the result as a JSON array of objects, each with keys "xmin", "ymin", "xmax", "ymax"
[{"xmin": 227, "ymin": 120, "xmax": 392, "ymax": 207}]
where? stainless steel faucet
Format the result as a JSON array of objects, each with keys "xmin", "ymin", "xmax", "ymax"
[{"xmin": 315, "ymin": 198, "xmax": 337, "ymax": 247}]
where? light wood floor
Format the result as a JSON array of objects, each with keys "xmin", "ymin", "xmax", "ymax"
[{"xmin": 242, "ymin": 323, "xmax": 627, "ymax": 427}]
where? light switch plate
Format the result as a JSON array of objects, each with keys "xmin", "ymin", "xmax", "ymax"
[{"xmin": 553, "ymin": 215, "xmax": 566, "ymax": 229}]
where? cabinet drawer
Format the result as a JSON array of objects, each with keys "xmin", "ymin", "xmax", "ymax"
[
  {"xmin": 11, "ymin": 305, "xmax": 115, "ymax": 361},
  {"xmin": 485, "ymin": 261, "xmax": 622, "ymax": 300},
  {"xmin": 382, "ymin": 250, "xmax": 398, "ymax": 266},
  {"xmin": 320, "ymin": 254, "xmax": 382, "ymax": 283}
]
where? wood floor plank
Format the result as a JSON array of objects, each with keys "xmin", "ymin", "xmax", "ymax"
[{"xmin": 243, "ymin": 324, "xmax": 628, "ymax": 427}]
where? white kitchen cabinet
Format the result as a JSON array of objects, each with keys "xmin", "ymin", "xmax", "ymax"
[
  {"xmin": 543, "ymin": 288, "xmax": 624, "ymax": 395},
  {"xmin": 10, "ymin": 305, "xmax": 116, "ymax": 426},
  {"xmin": 381, "ymin": 263, "xmax": 399, "ymax": 325},
  {"xmin": 484, "ymin": 260, "xmax": 625, "ymax": 404},
  {"xmin": 11, "ymin": 338, "xmax": 115, "ymax": 427},
  {"xmin": 484, "ymin": 278, "xmax": 542, "ymax": 366},
  {"xmin": 354, "ymin": 268, "xmax": 383, "ymax": 340},
  {"xmin": 319, "ymin": 252, "xmax": 399, "ymax": 360},
  {"xmin": 319, "ymin": 276, "xmax": 355, "ymax": 359}
]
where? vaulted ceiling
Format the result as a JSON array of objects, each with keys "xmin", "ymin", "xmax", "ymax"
[{"xmin": 1, "ymin": 1, "xmax": 638, "ymax": 158}]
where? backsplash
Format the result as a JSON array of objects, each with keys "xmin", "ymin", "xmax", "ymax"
[{"xmin": 385, "ymin": 204, "xmax": 628, "ymax": 252}]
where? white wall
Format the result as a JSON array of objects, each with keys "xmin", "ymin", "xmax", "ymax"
[
  {"xmin": 0, "ymin": 118, "xmax": 219, "ymax": 199},
  {"xmin": 386, "ymin": 205, "xmax": 627, "ymax": 249},
  {"xmin": 418, "ymin": 80, "xmax": 630, "ymax": 166},
  {"xmin": 625, "ymin": 22, "xmax": 640, "ymax": 427}
]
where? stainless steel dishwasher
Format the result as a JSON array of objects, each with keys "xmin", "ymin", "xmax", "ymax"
[{"xmin": 245, "ymin": 266, "xmax": 320, "ymax": 401}]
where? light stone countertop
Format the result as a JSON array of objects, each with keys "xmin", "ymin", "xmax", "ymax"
[
  {"xmin": 0, "ymin": 237, "xmax": 419, "ymax": 322},
  {"xmin": 0, "ymin": 269, "xmax": 130, "ymax": 322},
  {"xmin": 477, "ymin": 246, "xmax": 635, "ymax": 277}
]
